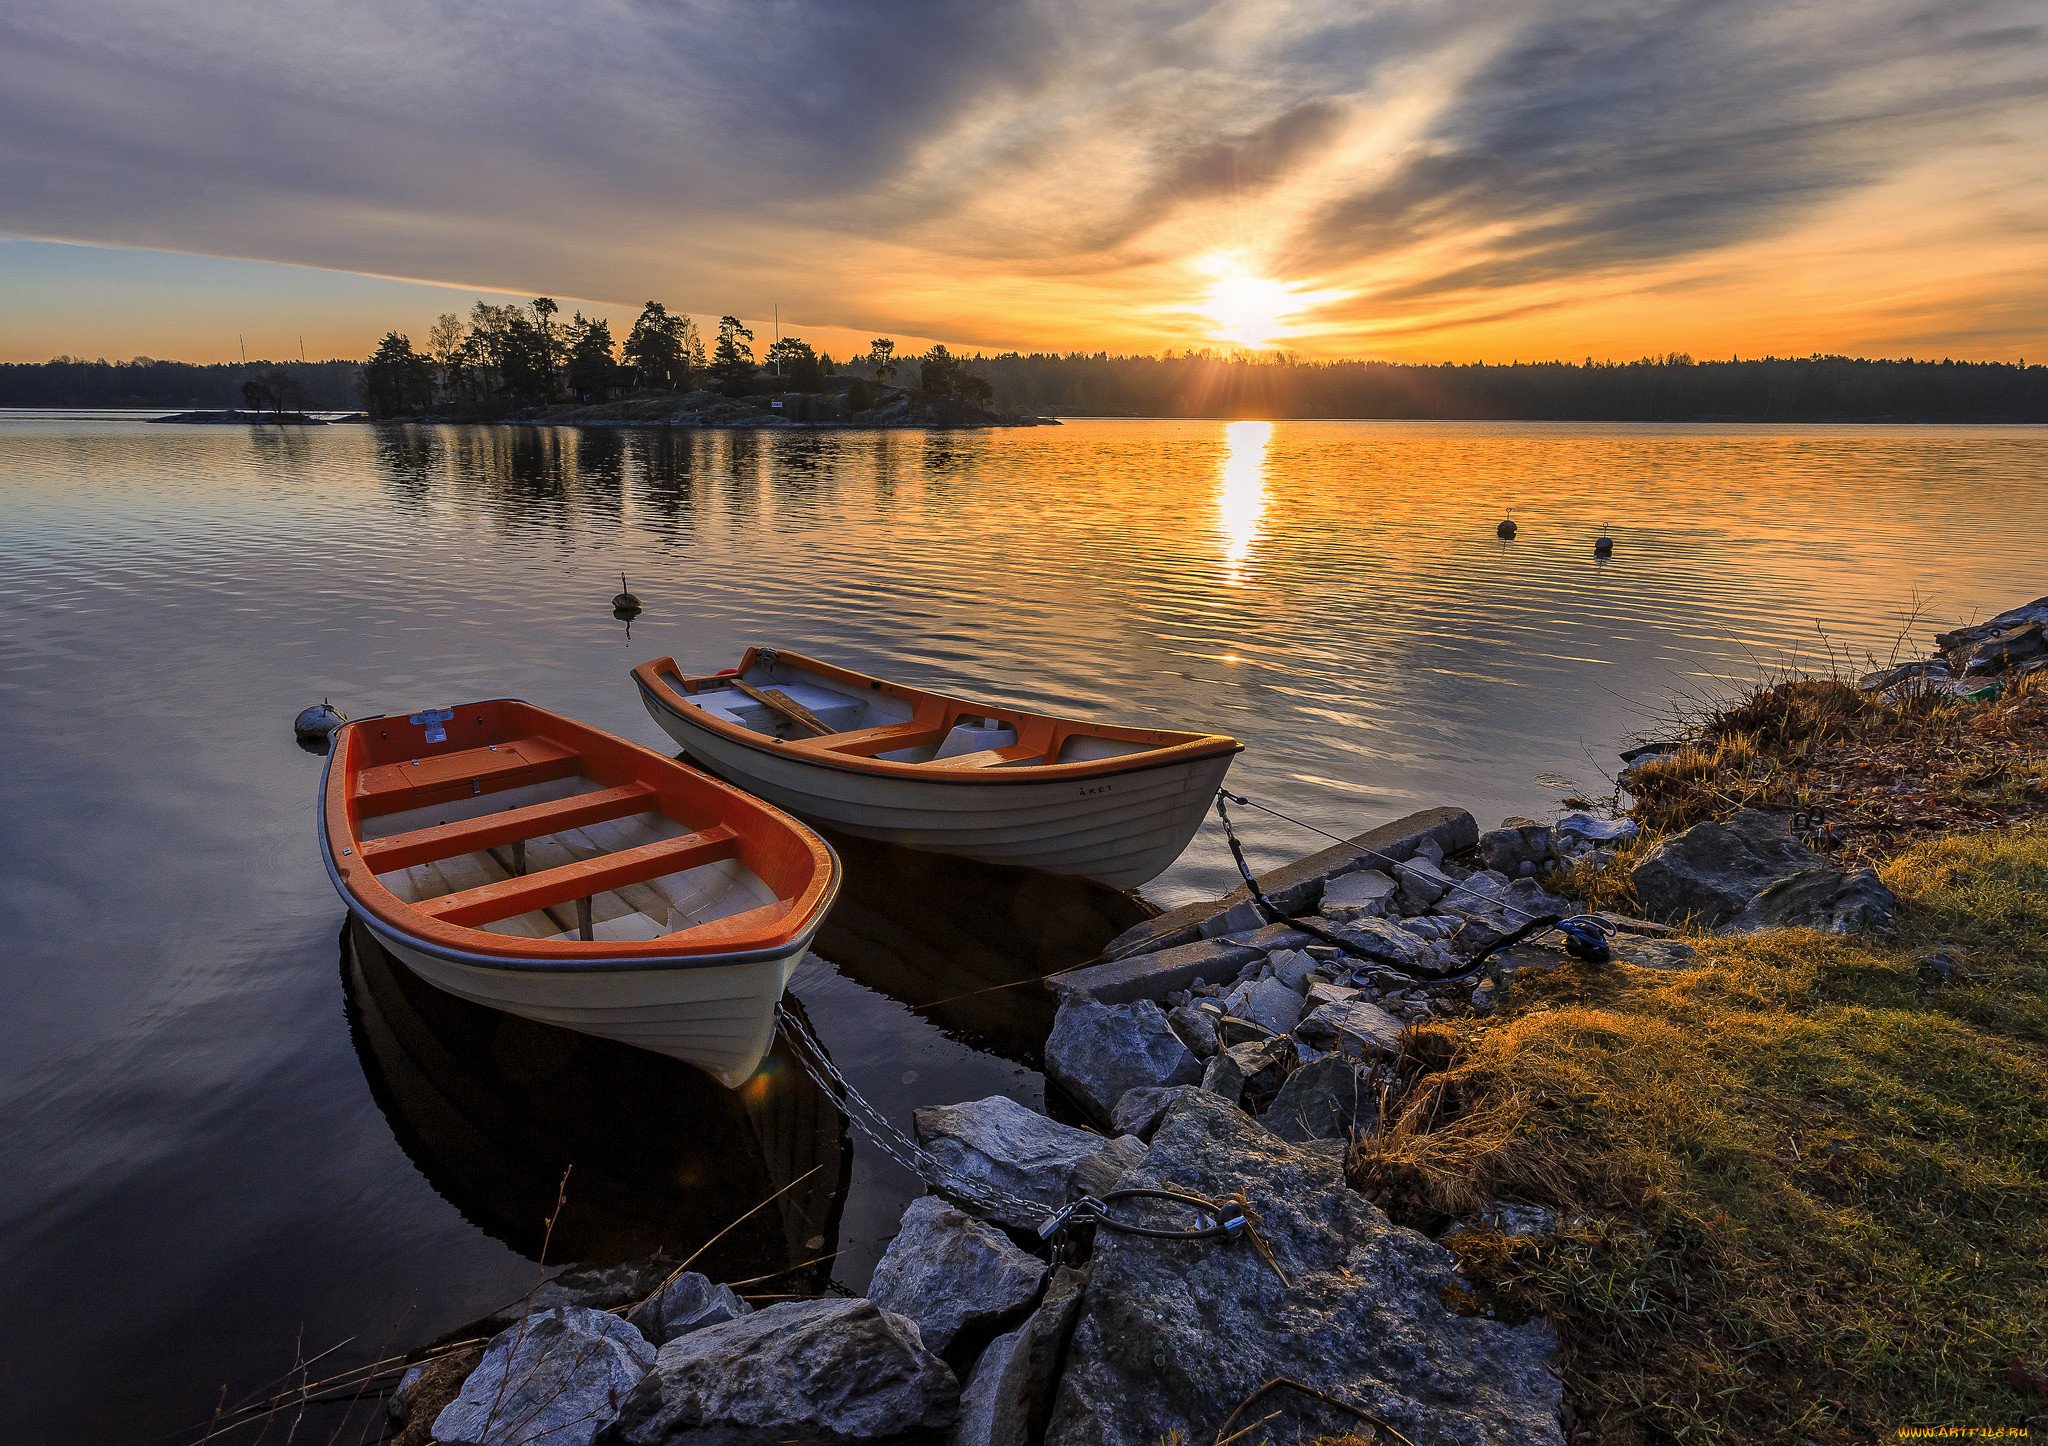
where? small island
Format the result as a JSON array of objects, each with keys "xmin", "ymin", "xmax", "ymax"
[{"xmin": 362, "ymin": 300, "xmax": 1052, "ymax": 429}]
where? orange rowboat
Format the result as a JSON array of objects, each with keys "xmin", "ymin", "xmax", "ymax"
[
  {"xmin": 320, "ymin": 699, "xmax": 839, "ymax": 1086},
  {"xmin": 632, "ymin": 648, "xmax": 1242, "ymax": 889}
]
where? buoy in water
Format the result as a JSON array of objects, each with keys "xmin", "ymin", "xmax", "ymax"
[
  {"xmin": 612, "ymin": 572, "xmax": 642, "ymax": 615},
  {"xmin": 1497, "ymin": 515, "xmax": 1517, "ymax": 540},
  {"xmin": 294, "ymin": 699, "xmax": 346, "ymax": 744},
  {"xmin": 1594, "ymin": 533, "xmax": 1614, "ymax": 557}
]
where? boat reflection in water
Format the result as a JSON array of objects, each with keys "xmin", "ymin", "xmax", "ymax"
[
  {"xmin": 343, "ymin": 921, "xmax": 848, "ymax": 1284},
  {"xmin": 809, "ymin": 826, "xmax": 1151, "ymax": 1069}
]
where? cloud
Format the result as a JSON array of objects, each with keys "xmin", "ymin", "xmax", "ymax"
[{"xmin": 0, "ymin": 0, "xmax": 2042, "ymax": 356}]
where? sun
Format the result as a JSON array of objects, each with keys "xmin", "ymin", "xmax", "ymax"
[{"xmin": 1200, "ymin": 255, "xmax": 1299, "ymax": 349}]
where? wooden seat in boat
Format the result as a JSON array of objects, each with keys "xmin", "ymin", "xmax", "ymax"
[
  {"xmin": 922, "ymin": 744, "xmax": 1045, "ymax": 768},
  {"xmin": 355, "ymin": 736, "xmax": 580, "ymax": 815},
  {"xmin": 358, "ymin": 783, "xmax": 659, "ymax": 871},
  {"xmin": 418, "ymin": 826, "xmax": 740, "ymax": 928}
]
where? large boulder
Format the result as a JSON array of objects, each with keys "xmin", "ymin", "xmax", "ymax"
[
  {"xmin": 434, "ymin": 1306, "xmax": 653, "ymax": 1446},
  {"xmin": 951, "ymin": 1266, "xmax": 1087, "ymax": 1446},
  {"xmin": 626, "ymin": 1271, "xmax": 751, "ymax": 1346},
  {"xmin": 868, "ymin": 1196, "xmax": 1046, "ymax": 1356},
  {"xmin": 1046, "ymin": 1093, "xmax": 1563, "ymax": 1446},
  {"xmin": 1259, "ymin": 1055, "xmax": 1377, "ymax": 1142},
  {"xmin": 1045, "ymin": 995, "xmax": 1201, "ymax": 1127},
  {"xmin": 1724, "ymin": 865, "xmax": 1898, "ymax": 936},
  {"xmin": 607, "ymin": 1298, "xmax": 958, "ymax": 1445},
  {"xmin": 1630, "ymin": 809, "xmax": 1825, "ymax": 926},
  {"xmin": 913, "ymin": 1096, "xmax": 1143, "ymax": 1233}
]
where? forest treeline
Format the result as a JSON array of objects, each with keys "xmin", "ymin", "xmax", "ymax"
[
  {"xmin": 4, "ymin": 340, "xmax": 2043, "ymax": 422},
  {"xmin": 970, "ymin": 352, "xmax": 2048, "ymax": 422},
  {"xmin": 0, "ymin": 357, "xmax": 364, "ymax": 410}
]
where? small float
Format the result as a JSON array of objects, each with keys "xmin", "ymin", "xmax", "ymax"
[
  {"xmin": 319, "ymin": 699, "xmax": 839, "ymax": 1085},
  {"xmin": 631, "ymin": 648, "xmax": 1242, "ymax": 889}
]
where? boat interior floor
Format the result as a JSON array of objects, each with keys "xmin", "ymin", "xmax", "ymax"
[{"xmin": 359, "ymin": 770, "xmax": 779, "ymax": 943}]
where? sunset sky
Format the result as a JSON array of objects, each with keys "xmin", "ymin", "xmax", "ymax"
[{"xmin": 3, "ymin": 0, "xmax": 2045, "ymax": 365}]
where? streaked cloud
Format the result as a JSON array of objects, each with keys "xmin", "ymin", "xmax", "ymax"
[{"xmin": 0, "ymin": 0, "xmax": 2043, "ymax": 360}]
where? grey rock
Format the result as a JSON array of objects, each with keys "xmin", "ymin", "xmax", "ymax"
[
  {"xmin": 1415, "ymin": 835, "xmax": 1446, "ymax": 864},
  {"xmin": 1164, "ymin": 1002, "xmax": 1220, "ymax": 1057},
  {"xmin": 1218, "ymin": 923, "xmax": 1313, "ymax": 952},
  {"xmin": 1266, "ymin": 948, "xmax": 1318, "ymax": 991},
  {"xmin": 1196, "ymin": 899, "xmax": 1266, "ymax": 940},
  {"xmin": 1860, "ymin": 659, "xmax": 1951, "ymax": 693},
  {"xmin": 1111, "ymin": 1085, "xmax": 1205, "ymax": 1140},
  {"xmin": 913, "ymin": 1096, "xmax": 1131, "ymax": 1233},
  {"xmin": 1304, "ymin": 980, "xmax": 1362, "ymax": 1009},
  {"xmin": 1468, "ymin": 978, "xmax": 1498, "ymax": 1014},
  {"xmin": 1478, "ymin": 824, "xmax": 1553, "ymax": 876},
  {"xmin": 1293, "ymin": 999, "xmax": 1406, "ymax": 1060},
  {"xmin": 1482, "ymin": 1202, "xmax": 1559, "ymax": 1238},
  {"xmin": 1045, "ymin": 995, "xmax": 1201, "ymax": 1127},
  {"xmin": 1936, "ymin": 595, "xmax": 2048, "ymax": 669},
  {"xmin": 1395, "ymin": 856, "xmax": 1452, "ymax": 909},
  {"xmin": 609, "ymin": 1298, "xmax": 957, "ymax": 1446},
  {"xmin": 868, "ymin": 1196, "xmax": 1045, "ymax": 1357},
  {"xmin": 1261, "ymin": 1055, "xmax": 1378, "ymax": 1142},
  {"xmin": 434, "ymin": 1306, "xmax": 653, "ymax": 1446},
  {"xmin": 1724, "ymin": 865, "xmax": 1898, "ymax": 936},
  {"xmin": 1049, "ymin": 938, "xmax": 1265, "ymax": 1007},
  {"xmin": 1962, "ymin": 620, "xmax": 2046, "ymax": 674},
  {"xmin": 1200, "ymin": 1038, "xmax": 1289, "ymax": 1107},
  {"xmin": 1556, "ymin": 812, "xmax": 1638, "ymax": 847},
  {"xmin": 1315, "ymin": 914, "xmax": 1438, "ymax": 972},
  {"xmin": 1630, "ymin": 809, "xmax": 1825, "ymax": 927},
  {"xmin": 1610, "ymin": 935, "xmax": 1697, "ymax": 970},
  {"xmin": 1321, "ymin": 869, "xmax": 1398, "ymax": 911},
  {"xmin": 1920, "ymin": 951, "xmax": 1959, "ymax": 985},
  {"xmin": 1219, "ymin": 976, "xmax": 1305, "ymax": 1037},
  {"xmin": 627, "ymin": 1272, "xmax": 751, "ymax": 1346},
  {"xmin": 1046, "ymin": 1093, "xmax": 1564, "ymax": 1446},
  {"xmin": 951, "ymin": 1267, "xmax": 1087, "ymax": 1446}
]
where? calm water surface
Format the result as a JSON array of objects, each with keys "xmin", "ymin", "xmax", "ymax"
[{"xmin": 1, "ymin": 416, "xmax": 2042, "ymax": 1440}]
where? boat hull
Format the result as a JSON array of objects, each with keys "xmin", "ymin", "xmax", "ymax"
[
  {"xmin": 638, "ymin": 683, "xmax": 1233, "ymax": 889},
  {"xmin": 356, "ymin": 912, "xmax": 807, "ymax": 1088}
]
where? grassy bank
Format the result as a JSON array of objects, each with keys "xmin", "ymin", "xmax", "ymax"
[{"xmin": 1350, "ymin": 677, "xmax": 2047, "ymax": 1442}]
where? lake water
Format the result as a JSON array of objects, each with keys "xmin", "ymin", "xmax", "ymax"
[{"xmin": 1, "ymin": 415, "xmax": 2042, "ymax": 1441}]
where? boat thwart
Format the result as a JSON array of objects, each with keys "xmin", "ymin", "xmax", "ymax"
[
  {"xmin": 319, "ymin": 699, "xmax": 839, "ymax": 1085},
  {"xmin": 631, "ymin": 648, "xmax": 1242, "ymax": 889}
]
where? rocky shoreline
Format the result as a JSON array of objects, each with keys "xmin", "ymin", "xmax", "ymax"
[{"xmin": 375, "ymin": 749, "xmax": 1929, "ymax": 1444}]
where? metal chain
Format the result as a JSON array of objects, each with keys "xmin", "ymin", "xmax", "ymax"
[
  {"xmin": 775, "ymin": 1003, "xmax": 1263, "ymax": 1248},
  {"xmin": 775, "ymin": 1003, "xmax": 1053, "ymax": 1228}
]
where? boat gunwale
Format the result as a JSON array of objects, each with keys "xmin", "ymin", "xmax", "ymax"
[
  {"xmin": 321, "ymin": 699, "xmax": 841, "ymax": 969},
  {"xmin": 632, "ymin": 650, "xmax": 1243, "ymax": 786}
]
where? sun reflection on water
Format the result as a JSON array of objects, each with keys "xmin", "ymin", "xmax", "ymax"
[{"xmin": 1217, "ymin": 419, "xmax": 1272, "ymax": 582}]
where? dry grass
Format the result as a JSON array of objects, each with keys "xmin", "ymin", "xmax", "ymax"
[
  {"xmin": 1348, "ymin": 823, "xmax": 2048, "ymax": 1443},
  {"xmin": 1621, "ymin": 673, "xmax": 2047, "ymax": 863}
]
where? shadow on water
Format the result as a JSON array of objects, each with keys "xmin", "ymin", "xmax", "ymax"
[
  {"xmin": 810, "ymin": 827, "xmax": 1150, "ymax": 1070},
  {"xmin": 342, "ymin": 921, "xmax": 849, "ymax": 1286}
]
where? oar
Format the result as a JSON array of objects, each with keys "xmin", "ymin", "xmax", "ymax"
[{"xmin": 728, "ymin": 677, "xmax": 833, "ymax": 737}]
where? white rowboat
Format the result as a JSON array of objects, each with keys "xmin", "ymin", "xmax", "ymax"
[
  {"xmin": 631, "ymin": 649, "xmax": 1241, "ymax": 889},
  {"xmin": 320, "ymin": 699, "xmax": 839, "ymax": 1085}
]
